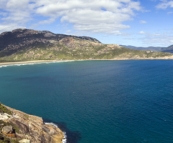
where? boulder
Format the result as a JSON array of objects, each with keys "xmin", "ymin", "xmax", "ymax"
[{"xmin": 2, "ymin": 125, "xmax": 13, "ymax": 134}]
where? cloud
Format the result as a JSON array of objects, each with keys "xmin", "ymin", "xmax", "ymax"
[
  {"xmin": 0, "ymin": 24, "xmax": 24, "ymax": 32},
  {"xmin": 0, "ymin": 0, "xmax": 35, "ymax": 33},
  {"xmin": 156, "ymin": 0, "xmax": 173, "ymax": 9},
  {"xmin": 167, "ymin": 11, "xmax": 173, "ymax": 14},
  {"xmin": 0, "ymin": 0, "xmax": 142, "ymax": 34},
  {"xmin": 35, "ymin": 0, "xmax": 141, "ymax": 34},
  {"xmin": 139, "ymin": 31, "xmax": 145, "ymax": 34},
  {"xmin": 140, "ymin": 20, "xmax": 147, "ymax": 24},
  {"xmin": 139, "ymin": 31, "xmax": 173, "ymax": 46},
  {"xmin": 38, "ymin": 17, "xmax": 56, "ymax": 25}
]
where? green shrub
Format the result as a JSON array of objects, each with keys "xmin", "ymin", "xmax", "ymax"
[{"xmin": 0, "ymin": 104, "xmax": 12, "ymax": 115}]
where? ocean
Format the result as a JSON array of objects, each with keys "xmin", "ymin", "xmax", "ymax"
[{"xmin": 0, "ymin": 60, "xmax": 173, "ymax": 143}]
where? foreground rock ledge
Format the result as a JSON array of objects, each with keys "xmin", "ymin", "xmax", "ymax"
[{"xmin": 0, "ymin": 103, "xmax": 64, "ymax": 143}]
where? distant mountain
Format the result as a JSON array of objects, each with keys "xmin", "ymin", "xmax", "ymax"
[
  {"xmin": 0, "ymin": 28, "xmax": 172, "ymax": 62},
  {"xmin": 121, "ymin": 45, "xmax": 164, "ymax": 51},
  {"xmin": 122, "ymin": 44, "xmax": 173, "ymax": 54},
  {"xmin": 161, "ymin": 45, "xmax": 173, "ymax": 53}
]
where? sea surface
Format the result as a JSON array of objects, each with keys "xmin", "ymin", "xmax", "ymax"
[{"xmin": 0, "ymin": 60, "xmax": 173, "ymax": 143}]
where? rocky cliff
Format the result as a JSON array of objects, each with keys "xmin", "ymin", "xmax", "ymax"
[
  {"xmin": 0, "ymin": 28, "xmax": 172, "ymax": 61},
  {"xmin": 0, "ymin": 103, "xmax": 64, "ymax": 143}
]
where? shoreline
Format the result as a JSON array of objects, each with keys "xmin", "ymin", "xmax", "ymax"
[
  {"xmin": 0, "ymin": 60, "xmax": 75, "ymax": 67},
  {"xmin": 45, "ymin": 122, "xmax": 67, "ymax": 143},
  {"xmin": 0, "ymin": 58, "xmax": 173, "ymax": 67},
  {"xmin": 2, "ymin": 104, "xmax": 64, "ymax": 143}
]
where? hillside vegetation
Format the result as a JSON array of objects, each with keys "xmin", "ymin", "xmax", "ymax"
[{"xmin": 0, "ymin": 29, "xmax": 172, "ymax": 62}]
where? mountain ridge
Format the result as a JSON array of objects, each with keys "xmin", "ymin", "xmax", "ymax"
[
  {"xmin": 161, "ymin": 45, "xmax": 173, "ymax": 53},
  {"xmin": 0, "ymin": 28, "xmax": 173, "ymax": 62},
  {"xmin": 121, "ymin": 45, "xmax": 173, "ymax": 53}
]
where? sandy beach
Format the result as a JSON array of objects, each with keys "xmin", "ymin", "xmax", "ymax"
[
  {"xmin": 0, "ymin": 57, "xmax": 173, "ymax": 67},
  {"xmin": 0, "ymin": 60, "xmax": 75, "ymax": 67}
]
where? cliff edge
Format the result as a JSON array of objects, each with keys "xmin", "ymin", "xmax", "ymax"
[{"xmin": 0, "ymin": 103, "xmax": 64, "ymax": 143}]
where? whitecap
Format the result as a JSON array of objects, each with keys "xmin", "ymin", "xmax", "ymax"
[{"xmin": 45, "ymin": 122, "xmax": 58, "ymax": 128}]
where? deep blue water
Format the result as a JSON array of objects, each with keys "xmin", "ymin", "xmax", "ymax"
[{"xmin": 0, "ymin": 60, "xmax": 173, "ymax": 143}]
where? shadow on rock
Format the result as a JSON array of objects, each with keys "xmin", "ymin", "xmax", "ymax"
[{"xmin": 44, "ymin": 119, "xmax": 82, "ymax": 143}]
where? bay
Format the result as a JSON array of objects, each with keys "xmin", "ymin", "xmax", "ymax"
[{"xmin": 0, "ymin": 60, "xmax": 173, "ymax": 143}]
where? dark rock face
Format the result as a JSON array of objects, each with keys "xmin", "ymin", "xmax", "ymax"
[
  {"xmin": 10, "ymin": 120, "xmax": 29, "ymax": 134},
  {"xmin": 0, "ymin": 28, "xmax": 100, "ymax": 57}
]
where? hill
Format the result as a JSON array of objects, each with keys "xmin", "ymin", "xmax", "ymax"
[
  {"xmin": 161, "ymin": 45, "xmax": 173, "ymax": 53},
  {"xmin": 0, "ymin": 29, "xmax": 172, "ymax": 62},
  {"xmin": 121, "ymin": 45, "xmax": 164, "ymax": 51},
  {"xmin": 121, "ymin": 44, "xmax": 173, "ymax": 54}
]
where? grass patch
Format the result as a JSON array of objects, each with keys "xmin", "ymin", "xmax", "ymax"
[{"xmin": 0, "ymin": 104, "xmax": 12, "ymax": 115}]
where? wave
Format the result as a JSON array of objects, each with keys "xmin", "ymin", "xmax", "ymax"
[
  {"xmin": 45, "ymin": 122, "xmax": 67, "ymax": 143},
  {"xmin": 0, "ymin": 65, "xmax": 8, "ymax": 68},
  {"xmin": 62, "ymin": 131, "xmax": 67, "ymax": 143},
  {"xmin": 45, "ymin": 122, "xmax": 59, "ymax": 128},
  {"xmin": 0, "ymin": 60, "xmax": 76, "ymax": 68}
]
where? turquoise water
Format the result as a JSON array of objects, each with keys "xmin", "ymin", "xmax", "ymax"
[{"xmin": 0, "ymin": 60, "xmax": 173, "ymax": 143}]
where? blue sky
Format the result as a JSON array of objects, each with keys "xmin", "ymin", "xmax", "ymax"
[{"xmin": 0, "ymin": 0, "xmax": 173, "ymax": 47}]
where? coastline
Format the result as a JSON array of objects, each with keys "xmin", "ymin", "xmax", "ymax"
[
  {"xmin": 1, "ymin": 104, "xmax": 65, "ymax": 143},
  {"xmin": 0, "ymin": 60, "xmax": 75, "ymax": 67},
  {"xmin": 0, "ymin": 57, "xmax": 173, "ymax": 67}
]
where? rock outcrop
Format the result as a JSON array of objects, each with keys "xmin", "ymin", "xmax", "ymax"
[{"xmin": 0, "ymin": 103, "xmax": 64, "ymax": 143}]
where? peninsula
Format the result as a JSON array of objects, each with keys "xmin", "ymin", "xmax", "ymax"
[
  {"xmin": 0, "ymin": 103, "xmax": 64, "ymax": 143},
  {"xmin": 0, "ymin": 28, "xmax": 173, "ymax": 63}
]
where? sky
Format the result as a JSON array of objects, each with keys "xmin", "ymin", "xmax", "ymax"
[{"xmin": 0, "ymin": 0, "xmax": 173, "ymax": 47}]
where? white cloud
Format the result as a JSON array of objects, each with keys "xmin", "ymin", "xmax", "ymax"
[
  {"xmin": 35, "ymin": 0, "xmax": 141, "ymax": 34},
  {"xmin": 0, "ymin": 0, "xmax": 142, "ymax": 34},
  {"xmin": 38, "ymin": 17, "xmax": 56, "ymax": 25},
  {"xmin": 167, "ymin": 11, "xmax": 173, "ymax": 14},
  {"xmin": 139, "ymin": 31, "xmax": 173, "ymax": 46},
  {"xmin": 140, "ymin": 20, "xmax": 147, "ymax": 24},
  {"xmin": 156, "ymin": 0, "xmax": 173, "ymax": 9},
  {"xmin": 0, "ymin": 24, "xmax": 25, "ymax": 33},
  {"xmin": 139, "ymin": 31, "xmax": 145, "ymax": 34},
  {"xmin": 0, "ymin": 0, "xmax": 35, "ymax": 33}
]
